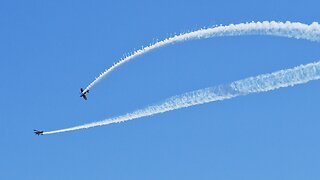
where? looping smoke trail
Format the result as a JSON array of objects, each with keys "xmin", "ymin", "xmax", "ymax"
[
  {"xmin": 83, "ymin": 21, "xmax": 320, "ymax": 93},
  {"xmin": 44, "ymin": 61, "xmax": 320, "ymax": 135}
]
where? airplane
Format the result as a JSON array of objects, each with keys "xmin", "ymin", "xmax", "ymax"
[
  {"xmin": 80, "ymin": 88, "xmax": 89, "ymax": 100},
  {"xmin": 34, "ymin": 130, "xmax": 44, "ymax": 136}
]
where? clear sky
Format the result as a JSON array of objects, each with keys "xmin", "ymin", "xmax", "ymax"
[{"xmin": 1, "ymin": 0, "xmax": 319, "ymax": 179}]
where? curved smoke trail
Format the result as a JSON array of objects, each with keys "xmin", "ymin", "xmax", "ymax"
[
  {"xmin": 83, "ymin": 21, "xmax": 320, "ymax": 93},
  {"xmin": 44, "ymin": 61, "xmax": 320, "ymax": 135}
]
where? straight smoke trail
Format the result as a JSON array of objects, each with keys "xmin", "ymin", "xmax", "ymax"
[
  {"xmin": 44, "ymin": 61, "xmax": 320, "ymax": 135},
  {"xmin": 83, "ymin": 21, "xmax": 320, "ymax": 93}
]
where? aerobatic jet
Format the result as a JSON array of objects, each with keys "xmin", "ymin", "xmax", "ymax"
[
  {"xmin": 34, "ymin": 130, "xmax": 44, "ymax": 135},
  {"xmin": 80, "ymin": 88, "xmax": 89, "ymax": 100}
]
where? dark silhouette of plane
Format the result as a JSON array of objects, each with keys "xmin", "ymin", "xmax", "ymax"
[
  {"xmin": 80, "ymin": 88, "xmax": 89, "ymax": 100},
  {"xmin": 34, "ymin": 130, "xmax": 44, "ymax": 135}
]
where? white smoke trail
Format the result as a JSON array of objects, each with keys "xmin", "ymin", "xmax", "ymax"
[
  {"xmin": 44, "ymin": 61, "xmax": 320, "ymax": 135},
  {"xmin": 83, "ymin": 21, "xmax": 320, "ymax": 93}
]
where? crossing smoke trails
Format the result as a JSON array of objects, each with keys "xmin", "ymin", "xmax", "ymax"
[
  {"xmin": 44, "ymin": 61, "xmax": 320, "ymax": 134},
  {"xmin": 83, "ymin": 21, "xmax": 320, "ymax": 93}
]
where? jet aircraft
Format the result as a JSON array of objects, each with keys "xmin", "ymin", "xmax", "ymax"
[
  {"xmin": 80, "ymin": 88, "xmax": 89, "ymax": 100},
  {"xmin": 34, "ymin": 130, "xmax": 44, "ymax": 135}
]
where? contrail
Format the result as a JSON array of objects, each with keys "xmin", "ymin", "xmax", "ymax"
[
  {"xmin": 44, "ymin": 61, "xmax": 320, "ymax": 135},
  {"xmin": 83, "ymin": 21, "xmax": 320, "ymax": 93}
]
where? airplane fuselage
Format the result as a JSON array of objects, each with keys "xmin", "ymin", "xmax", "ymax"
[
  {"xmin": 34, "ymin": 130, "xmax": 44, "ymax": 135},
  {"xmin": 80, "ymin": 88, "xmax": 89, "ymax": 100}
]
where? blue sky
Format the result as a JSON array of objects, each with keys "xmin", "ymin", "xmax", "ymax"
[{"xmin": 1, "ymin": 0, "xmax": 319, "ymax": 179}]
